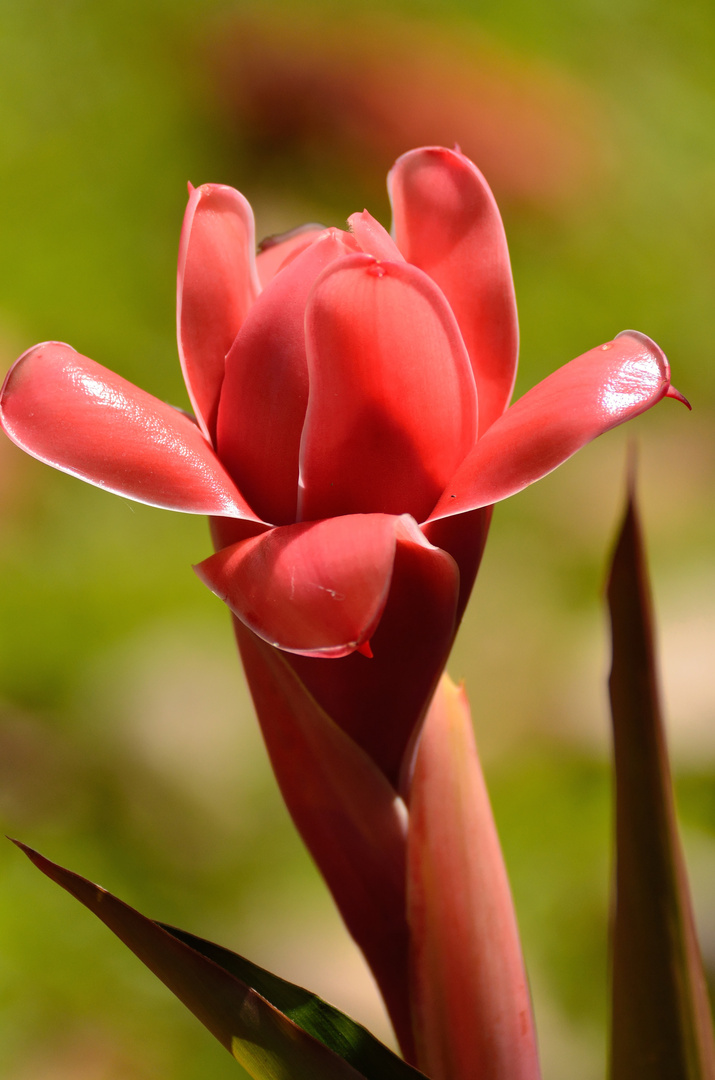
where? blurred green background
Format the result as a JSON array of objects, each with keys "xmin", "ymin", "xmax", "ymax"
[{"xmin": 1, "ymin": 0, "xmax": 713, "ymax": 1077}]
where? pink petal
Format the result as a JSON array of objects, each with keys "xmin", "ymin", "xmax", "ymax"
[
  {"xmin": 298, "ymin": 254, "xmax": 478, "ymax": 523},
  {"xmin": 256, "ymin": 223, "xmax": 327, "ymax": 287},
  {"xmin": 348, "ymin": 210, "xmax": 405, "ymax": 262},
  {"xmin": 0, "ymin": 342, "xmax": 259, "ymax": 519},
  {"xmin": 429, "ymin": 331, "xmax": 677, "ymax": 522},
  {"xmin": 177, "ymin": 183, "xmax": 260, "ymax": 440},
  {"xmin": 408, "ymin": 675, "xmax": 541, "ymax": 1080},
  {"xmin": 196, "ymin": 514, "xmax": 425, "ymax": 658},
  {"xmin": 217, "ymin": 229, "xmax": 355, "ymax": 525},
  {"xmin": 389, "ymin": 146, "xmax": 519, "ymax": 435},
  {"xmin": 234, "ymin": 622, "xmax": 415, "ymax": 1062}
]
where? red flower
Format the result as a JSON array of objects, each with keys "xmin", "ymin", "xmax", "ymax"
[
  {"xmin": 0, "ymin": 147, "xmax": 682, "ymax": 781},
  {"xmin": 0, "ymin": 146, "xmax": 686, "ymax": 1061},
  {"xmin": 0, "ymin": 147, "xmax": 682, "ymax": 775}
]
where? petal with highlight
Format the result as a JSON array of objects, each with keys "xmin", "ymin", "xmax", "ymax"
[
  {"xmin": 299, "ymin": 254, "xmax": 477, "ymax": 523},
  {"xmin": 0, "ymin": 343, "xmax": 259, "ymax": 519},
  {"xmin": 196, "ymin": 514, "xmax": 427, "ymax": 658},
  {"xmin": 429, "ymin": 331, "xmax": 677, "ymax": 522},
  {"xmin": 218, "ymin": 230, "xmax": 355, "ymax": 525},
  {"xmin": 389, "ymin": 146, "xmax": 518, "ymax": 435},
  {"xmin": 177, "ymin": 183, "xmax": 260, "ymax": 439}
]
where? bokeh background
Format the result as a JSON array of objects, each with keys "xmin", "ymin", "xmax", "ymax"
[{"xmin": 1, "ymin": 1, "xmax": 713, "ymax": 1077}]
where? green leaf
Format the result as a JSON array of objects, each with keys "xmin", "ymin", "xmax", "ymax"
[
  {"xmin": 13, "ymin": 841, "xmax": 427, "ymax": 1080},
  {"xmin": 160, "ymin": 924, "xmax": 427, "ymax": 1080},
  {"xmin": 607, "ymin": 485, "xmax": 715, "ymax": 1080}
]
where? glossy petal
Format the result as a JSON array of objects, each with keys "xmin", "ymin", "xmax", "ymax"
[
  {"xmin": 217, "ymin": 229, "xmax": 355, "ymax": 525},
  {"xmin": 299, "ymin": 254, "xmax": 477, "ymax": 523},
  {"xmin": 429, "ymin": 331, "xmax": 676, "ymax": 522},
  {"xmin": 256, "ymin": 224, "xmax": 327, "ymax": 287},
  {"xmin": 234, "ymin": 623, "xmax": 416, "ymax": 1062},
  {"xmin": 177, "ymin": 183, "xmax": 260, "ymax": 440},
  {"xmin": 407, "ymin": 676, "xmax": 541, "ymax": 1080},
  {"xmin": 197, "ymin": 514, "xmax": 430, "ymax": 658},
  {"xmin": 0, "ymin": 342, "xmax": 258, "ymax": 518},
  {"xmin": 389, "ymin": 146, "xmax": 519, "ymax": 435}
]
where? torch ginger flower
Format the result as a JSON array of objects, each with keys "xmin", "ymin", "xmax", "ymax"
[
  {"xmin": 0, "ymin": 146, "xmax": 686, "ymax": 1068},
  {"xmin": 0, "ymin": 147, "xmax": 684, "ymax": 778}
]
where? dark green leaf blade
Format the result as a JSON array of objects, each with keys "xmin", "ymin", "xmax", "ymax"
[
  {"xmin": 12, "ymin": 841, "xmax": 406, "ymax": 1080},
  {"xmin": 160, "ymin": 924, "xmax": 427, "ymax": 1080},
  {"xmin": 607, "ymin": 488, "xmax": 715, "ymax": 1080}
]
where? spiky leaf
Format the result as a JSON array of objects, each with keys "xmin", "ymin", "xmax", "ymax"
[
  {"xmin": 14, "ymin": 841, "xmax": 427, "ymax": 1080},
  {"xmin": 607, "ymin": 488, "xmax": 715, "ymax": 1079}
]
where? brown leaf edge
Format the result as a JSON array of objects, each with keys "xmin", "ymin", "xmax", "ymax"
[{"xmin": 607, "ymin": 481, "xmax": 715, "ymax": 1079}]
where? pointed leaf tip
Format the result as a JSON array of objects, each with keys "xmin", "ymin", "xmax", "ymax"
[
  {"xmin": 407, "ymin": 675, "xmax": 541, "ymax": 1080},
  {"xmin": 14, "ymin": 841, "xmax": 417, "ymax": 1080},
  {"xmin": 607, "ymin": 483, "xmax": 715, "ymax": 1080}
]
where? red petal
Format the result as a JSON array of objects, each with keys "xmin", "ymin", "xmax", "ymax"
[
  {"xmin": 429, "ymin": 331, "xmax": 674, "ymax": 522},
  {"xmin": 0, "ymin": 342, "xmax": 259, "ymax": 518},
  {"xmin": 177, "ymin": 183, "xmax": 260, "ymax": 440},
  {"xmin": 196, "ymin": 514, "xmax": 426, "ymax": 658},
  {"xmin": 348, "ymin": 210, "xmax": 405, "ymax": 262},
  {"xmin": 389, "ymin": 146, "xmax": 518, "ymax": 435},
  {"xmin": 217, "ymin": 230, "xmax": 354, "ymax": 525},
  {"xmin": 256, "ymin": 224, "xmax": 327, "ymax": 287},
  {"xmin": 408, "ymin": 676, "xmax": 541, "ymax": 1080},
  {"xmin": 298, "ymin": 254, "xmax": 477, "ymax": 523},
  {"xmin": 234, "ymin": 623, "xmax": 415, "ymax": 1062}
]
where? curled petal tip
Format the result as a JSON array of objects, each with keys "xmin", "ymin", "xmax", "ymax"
[
  {"xmin": 357, "ymin": 640, "xmax": 374, "ymax": 658},
  {"xmin": 665, "ymin": 384, "xmax": 692, "ymax": 410}
]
